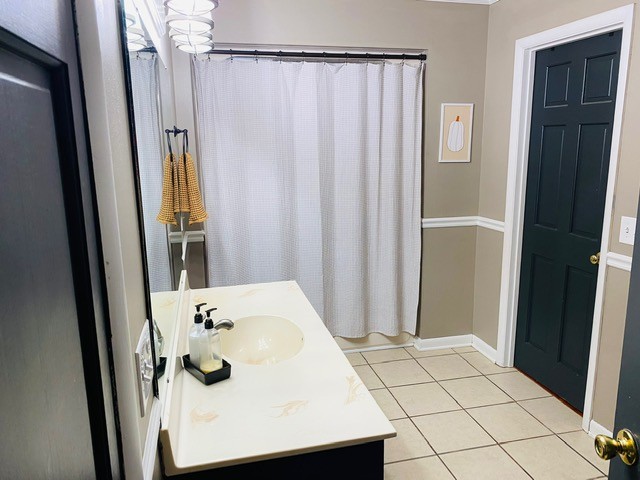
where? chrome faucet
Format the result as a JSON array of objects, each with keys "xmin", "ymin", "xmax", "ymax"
[{"xmin": 214, "ymin": 319, "xmax": 235, "ymax": 331}]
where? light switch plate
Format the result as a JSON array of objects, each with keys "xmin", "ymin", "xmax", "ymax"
[
  {"xmin": 135, "ymin": 323, "xmax": 154, "ymax": 417},
  {"xmin": 619, "ymin": 216, "xmax": 636, "ymax": 246}
]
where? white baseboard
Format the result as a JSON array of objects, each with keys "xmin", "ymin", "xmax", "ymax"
[
  {"xmin": 341, "ymin": 341, "xmax": 416, "ymax": 354},
  {"xmin": 472, "ymin": 335, "xmax": 498, "ymax": 362},
  {"xmin": 414, "ymin": 334, "xmax": 473, "ymax": 351},
  {"xmin": 341, "ymin": 333, "xmax": 498, "ymax": 365},
  {"xmin": 142, "ymin": 398, "xmax": 162, "ymax": 480},
  {"xmin": 588, "ymin": 419, "xmax": 613, "ymax": 438}
]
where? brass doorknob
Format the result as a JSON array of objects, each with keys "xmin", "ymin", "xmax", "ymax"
[
  {"xmin": 590, "ymin": 252, "xmax": 601, "ymax": 265},
  {"xmin": 595, "ymin": 429, "xmax": 638, "ymax": 466}
]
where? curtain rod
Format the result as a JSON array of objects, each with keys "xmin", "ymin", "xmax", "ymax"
[
  {"xmin": 205, "ymin": 49, "xmax": 426, "ymax": 61},
  {"xmin": 130, "ymin": 46, "xmax": 426, "ymax": 61}
]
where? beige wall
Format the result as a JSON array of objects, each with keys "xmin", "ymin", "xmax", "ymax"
[
  {"xmin": 592, "ymin": 268, "xmax": 630, "ymax": 430},
  {"xmin": 420, "ymin": 227, "xmax": 477, "ymax": 338},
  {"xmin": 473, "ymin": 228, "xmax": 503, "ymax": 349},
  {"xmin": 473, "ymin": 0, "xmax": 640, "ymax": 428},
  {"xmin": 206, "ymin": 0, "xmax": 490, "ymax": 337}
]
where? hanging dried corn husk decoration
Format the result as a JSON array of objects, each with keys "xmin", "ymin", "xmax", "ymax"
[{"xmin": 447, "ymin": 115, "xmax": 464, "ymax": 152}]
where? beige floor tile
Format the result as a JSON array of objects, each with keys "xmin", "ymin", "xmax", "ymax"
[
  {"xmin": 468, "ymin": 402, "xmax": 552, "ymax": 443},
  {"xmin": 362, "ymin": 348, "xmax": 412, "ymax": 364},
  {"xmin": 460, "ymin": 352, "xmax": 515, "ymax": 375},
  {"xmin": 384, "ymin": 418, "xmax": 434, "ymax": 463},
  {"xmin": 487, "ymin": 371, "xmax": 551, "ymax": 401},
  {"xmin": 453, "ymin": 346, "xmax": 476, "ymax": 353},
  {"xmin": 344, "ymin": 352, "xmax": 366, "ymax": 366},
  {"xmin": 440, "ymin": 376, "xmax": 512, "ymax": 409},
  {"xmin": 370, "ymin": 388, "xmax": 407, "ymax": 420},
  {"xmin": 384, "ymin": 456, "xmax": 454, "ymax": 479},
  {"xmin": 503, "ymin": 435, "xmax": 602, "ymax": 480},
  {"xmin": 417, "ymin": 355, "xmax": 482, "ymax": 381},
  {"xmin": 405, "ymin": 346, "xmax": 457, "ymax": 358},
  {"xmin": 372, "ymin": 359, "xmax": 434, "ymax": 387},
  {"xmin": 441, "ymin": 445, "xmax": 530, "ymax": 480},
  {"xmin": 412, "ymin": 410, "xmax": 494, "ymax": 453},
  {"xmin": 559, "ymin": 430, "xmax": 609, "ymax": 475},
  {"xmin": 390, "ymin": 383, "xmax": 460, "ymax": 417},
  {"xmin": 519, "ymin": 396, "xmax": 583, "ymax": 433},
  {"xmin": 353, "ymin": 365, "xmax": 384, "ymax": 390}
]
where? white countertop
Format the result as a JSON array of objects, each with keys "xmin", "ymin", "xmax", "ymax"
[{"xmin": 160, "ymin": 280, "xmax": 396, "ymax": 475}]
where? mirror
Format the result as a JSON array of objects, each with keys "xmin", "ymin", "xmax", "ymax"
[{"xmin": 117, "ymin": 0, "xmax": 208, "ymax": 401}]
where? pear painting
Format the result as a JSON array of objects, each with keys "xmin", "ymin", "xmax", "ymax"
[{"xmin": 447, "ymin": 115, "xmax": 464, "ymax": 152}]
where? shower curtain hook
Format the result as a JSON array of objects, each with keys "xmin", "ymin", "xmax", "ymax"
[
  {"xmin": 402, "ymin": 54, "xmax": 406, "ymax": 66},
  {"xmin": 344, "ymin": 52, "xmax": 348, "ymax": 66},
  {"xmin": 278, "ymin": 50, "xmax": 283, "ymax": 63},
  {"xmin": 254, "ymin": 50, "xmax": 258, "ymax": 63},
  {"xmin": 323, "ymin": 52, "xmax": 327, "ymax": 65}
]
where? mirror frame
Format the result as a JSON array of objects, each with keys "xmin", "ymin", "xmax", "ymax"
[{"xmin": 115, "ymin": 0, "xmax": 160, "ymax": 398}]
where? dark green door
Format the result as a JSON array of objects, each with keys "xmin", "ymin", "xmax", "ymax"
[{"xmin": 514, "ymin": 30, "xmax": 622, "ymax": 411}]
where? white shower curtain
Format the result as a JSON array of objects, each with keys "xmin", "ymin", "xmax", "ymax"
[
  {"xmin": 130, "ymin": 55, "xmax": 172, "ymax": 293},
  {"xmin": 193, "ymin": 57, "xmax": 423, "ymax": 337}
]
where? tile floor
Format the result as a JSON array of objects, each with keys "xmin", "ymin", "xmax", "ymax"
[{"xmin": 346, "ymin": 346, "xmax": 609, "ymax": 480}]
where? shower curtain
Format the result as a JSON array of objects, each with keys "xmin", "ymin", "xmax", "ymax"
[
  {"xmin": 193, "ymin": 57, "xmax": 423, "ymax": 337},
  {"xmin": 130, "ymin": 55, "xmax": 172, "ymax": 293}
]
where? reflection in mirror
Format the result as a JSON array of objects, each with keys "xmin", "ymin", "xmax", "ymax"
[
  {"xmin": 120, "ymin": 0, "xmax": 186, "ymax": 402},
  {"xmin": 130, "ymin": 53, "xmax": 173, "ymax": 292}
]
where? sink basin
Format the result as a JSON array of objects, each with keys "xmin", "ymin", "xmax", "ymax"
[{"xmin": 219, "ymin": 315, "xmax": 304, "ymax": 366}]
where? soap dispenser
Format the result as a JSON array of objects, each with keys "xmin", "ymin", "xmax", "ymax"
[
  {"xmin": 188, "ymin": 303, "xmax": 208, "ymax": 367},
  {"xmin": 199, "ymin": 307, "xmax": 223, "ymax": 373}
]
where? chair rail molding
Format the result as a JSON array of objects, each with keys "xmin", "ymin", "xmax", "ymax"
[
  {"xmin": 606, "ymin": 252, "xmax": 632, "ymax": 272},
  {"xmin": 422, "ymin": 216, "xmax": 505, "ymax": 232}
]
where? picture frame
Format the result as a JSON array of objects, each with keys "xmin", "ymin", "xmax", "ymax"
[{"xmin": 438, "ymin": 103, "xmax": 474, "ymax": 163}]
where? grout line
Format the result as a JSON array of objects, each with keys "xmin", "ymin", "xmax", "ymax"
[
  {"xmin": 363, "ymin": 356, "xmax": 415, "ymax": 366},
  {"xmin": 496, "ymin": 432, "xmax": 557, "ymax": 446},
  {"xmin": 496, "ymin": 443, "xmax": 535, "ymax": 480},
  {"xmin": 435, "ymin": 453, "xmax": 460, "ymax": 479},
  {"xmin": 372, "ymin": 345, "xmax": 598, "ymax": 479},
  {"xmin": 383, "ymin": 453, "xmax": 437, "ymax": 465},
  {"xmin": 556, "ymin": 432, "xmax": 609, "ymax": 476},
  {"xmin": 380, "ymin": 379, "xmax": 437, "ymax": 388}
]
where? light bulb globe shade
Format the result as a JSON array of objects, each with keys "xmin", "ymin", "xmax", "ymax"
[
  {"xmin": 165, "ymin": 0, "xmax": 218, "ymax": 16},
  {"xmin": 166, "ymin": 14, "xmax": 214, "ymax": 35},
  {"xmin": 127, "ymin": 40, "xmax": 147, "ymax": 52},
  {"xmin": 176, "ymin": 42, "xmax": 213, "ymax": 54},
  {"xmin": 169, "ymin": 29, "xmax": 212, "ymax": 45},
  {"xmin": 125, "ymin": 13, "xmax": 136, "ymax": 27},
  {"xmin": 126, "ymin": 27, "xmax": 145, "ymax": 42}
]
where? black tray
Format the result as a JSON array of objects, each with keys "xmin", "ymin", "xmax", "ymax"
[
  {"xmin": 183, "ymin": 354, "xmax": 231, "ymax": 385},
  {"xmin": 157, "ymin": 356, "xmax": 167, "ymax": 379}
]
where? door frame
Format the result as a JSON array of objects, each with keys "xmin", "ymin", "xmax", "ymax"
[{"xmin": 496, "ymin": 4, "xmax": 634, "ymax": 433}]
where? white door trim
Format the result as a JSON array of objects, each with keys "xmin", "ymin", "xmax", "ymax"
[{"xmin": 495, "ymin": 4, "xmax": 634, "ymax": 434}]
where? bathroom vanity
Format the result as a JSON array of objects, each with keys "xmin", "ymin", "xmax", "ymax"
[{"xmin": 158, "ymin": 277, "xmax": 395, "ymax": 478}]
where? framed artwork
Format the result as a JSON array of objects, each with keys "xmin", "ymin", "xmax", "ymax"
[{"xmin": 438, "ymin": 103, "xmax": 474, "ymax": 163}]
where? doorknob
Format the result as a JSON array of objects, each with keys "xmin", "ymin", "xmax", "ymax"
[
  {"xmin": 590, "ymin": 252, "xmax": 601, "ymax": 265},
  {"xmin": 595, "ymin": 429, "xmax": 638, "ymax": 466}
]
